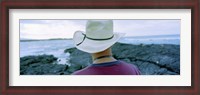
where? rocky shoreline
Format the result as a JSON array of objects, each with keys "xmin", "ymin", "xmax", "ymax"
[{"xmin": 20, "ymin": 42, "xmax": 180, "ymax": 75}]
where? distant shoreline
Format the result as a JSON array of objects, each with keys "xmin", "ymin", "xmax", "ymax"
[
  {"xmin": 125, "ymin": 34, "xmax": 179, "ymax": 38},
  {"xmin": 20, "ymin": 38, "xmax": 72, "ymax": 42},
  {"xmin": 20, "ymin": 34, "xmax": 179, "ymax": 42}
]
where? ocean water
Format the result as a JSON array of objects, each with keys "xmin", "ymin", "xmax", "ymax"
[
  {"xmin": 20, "ymin": 40, "xmax": 73, "ymax": 64},
  {"xmin": 118, "ymin": 35, "xmax": 180, "ymax": 45},
  {"xmin": 20, "ymin": 35, "xmax": 180, "ymax": 64}
]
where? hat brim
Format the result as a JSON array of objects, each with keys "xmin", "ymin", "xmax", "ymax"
[{"xmin": 73, "ymin": 31, "xmax": 125, "ymax": 53}]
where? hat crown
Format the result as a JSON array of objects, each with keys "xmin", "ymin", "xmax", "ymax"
[{"xmin": 86, "ymin": 20, "xmax": 113, "ymax": 39}]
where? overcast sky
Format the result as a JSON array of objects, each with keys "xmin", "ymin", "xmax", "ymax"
[{"xmin": 20, "ymin": 20, "xmax": 180, "ymax": 39}]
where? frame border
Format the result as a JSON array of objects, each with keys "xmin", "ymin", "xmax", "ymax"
[{"xmin": 0, "ymin": 0, "xmax": 199, "ymax": 95}]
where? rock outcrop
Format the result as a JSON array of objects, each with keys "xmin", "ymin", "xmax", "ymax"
[
  {"xmin": 20, "ymin": 43, "xmax": 180, "ymax": 75},
  {"xmin": 65, "ymin": 43, "xmax": 180, "ymax": 75},
  {"xmin": 20, "ymin": 55, "xmax": 69, "ymax": 75}
]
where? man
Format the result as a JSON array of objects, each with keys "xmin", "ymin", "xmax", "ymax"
[{"xmin": 72, "ymin": 20, "xmax": 140, "ymax": 75}]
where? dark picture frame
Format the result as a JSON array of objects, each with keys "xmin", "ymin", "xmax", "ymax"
[{"xmin": 0, "ymin": 0, "xmax": 199, "ymax": 95}]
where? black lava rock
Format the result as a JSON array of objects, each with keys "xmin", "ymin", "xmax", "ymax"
[
  {"xmin": 64, "ymin": 42, "xmax": 180, "ymax": 75},
  {"xmin": 21, "ymin": 42, "xmax": 180, "ymax": 75},
  {"xmin": 20, "ymin": 54, "xmax": 68, "ymax": 75}
]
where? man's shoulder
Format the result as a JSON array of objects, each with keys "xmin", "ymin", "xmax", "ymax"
[
  {"xmin": 118, "ymin": 60, "xmax": 135, "ymax": 67},
  {"xmin": 72, "ymin": 60, "xmax": 141, "ymax": 75},
  {"xmin": 71, "ymin": 66, "xmax": 92, "ymax": 75},
  {"xmin": 118, "ymin": 60, "xmax": 141, "ymax": 75}
]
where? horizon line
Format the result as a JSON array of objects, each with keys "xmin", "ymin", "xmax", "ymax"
[{"xmin": 20, "ymin": 34, "xmax": 180, "ymax": 40}]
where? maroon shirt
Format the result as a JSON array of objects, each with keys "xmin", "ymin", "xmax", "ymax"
[{"xmin": 72, "ymin": 60, "xmax": 141, "ymax": 75}]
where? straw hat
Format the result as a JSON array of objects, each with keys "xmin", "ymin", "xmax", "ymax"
[{"xmin": 73, "ymin": 20, "xmax": 125, "ymax": 53}]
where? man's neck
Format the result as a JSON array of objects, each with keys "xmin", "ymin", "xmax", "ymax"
[{"xmin": 91, "ymin": 48, "xmax": 116, "ymax": 64}]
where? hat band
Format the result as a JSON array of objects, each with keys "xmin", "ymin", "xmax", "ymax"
[{"xmin": 76, "ymin": 33, "xmax": 114, "ymax": 46}]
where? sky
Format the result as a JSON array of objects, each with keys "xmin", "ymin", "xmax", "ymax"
[{"xmin": 20, "ymin": 20, "xmax": 180, "ymax": 40}]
